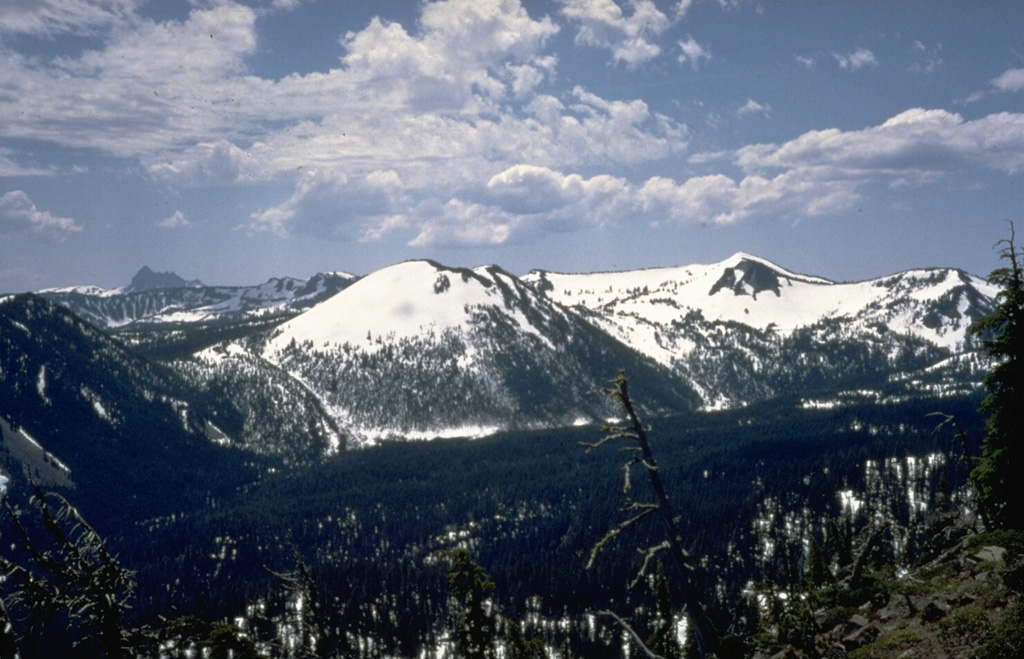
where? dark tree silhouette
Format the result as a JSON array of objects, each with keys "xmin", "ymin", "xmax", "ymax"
[
  {"xmin": 0, "ymin": 482, "xmax": 136, "ymax": 658},
  {"xmin": 440, "ymin": 548, "xmax": 498, "ymax": 659},
  {"xmin": 970, "ymin": 223, "xmax": 1024, "ymax": 530},
  {"xmin": 582, "ymin": 371, "xmax": 724, "ymax": 659}
]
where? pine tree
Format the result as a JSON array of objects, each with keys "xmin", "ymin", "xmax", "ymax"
[
  {"xmin": 440, "ymin": 548, "xmax": 497, "ymax": 659},
  {"xmin": 646, "ymin": 561, "xmax": 683, "ymax": 659},
  {"xmin": 0, "ymin": 482, "xmax": 136, "ymax": 658},
  {"xmin": 970, "ymin": 223, "xmax": 1024, "ymax": 530}
]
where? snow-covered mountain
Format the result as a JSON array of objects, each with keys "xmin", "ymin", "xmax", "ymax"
[
  {"xmin": 254, "ymin": 260, "xmax": 696, "ymax": 443},
  {"xmin": 40, "ymin": 268, "xmax": 356, "ymax": 328},
  {"xmin": 25, "ymin": 252, "xmax": 999, "ymax": 452},
  {"xmin": 523, "ymin": 253, "xmax": 996, "ymax": 408},
  {"xmin": 524, "ymin": 252, "xmax": 994, "ymax": 356}
]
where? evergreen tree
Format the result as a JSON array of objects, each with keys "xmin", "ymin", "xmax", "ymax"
[
  {"xmin": 970, "ymin": 224, "xmax": 1024, "ymax": 530},
  {"xmin": 440, "ymin": 548, "xmax": 497, "ymax": 659},
  {"xmin": 0, "ymin": 483, "xmax": 136, "ymax": 658},
  {"xmin": 504, "ymin": 619, "xmax": 545, "ymax": 659},
  {"xmin": 646, "ymin": 561, "xmax": 683, "ymax": 659}
]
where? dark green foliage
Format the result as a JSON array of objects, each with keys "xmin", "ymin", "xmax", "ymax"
[
  {"xmin": 0, "ymin": 483, "xmax": 136, "ymax": 658},
  {"xmin": 970, "ymin": 224, "xmax": 1024, "ymax": 530},
  {"xmin": 504, "ymin": 619, "xmax": 545, "ymax": 659},
  {"xmin": 646, "ymin": 562, "xmax": 683, "ymax": 659},
  {"xmin": 804, "ymin": 535, "xmax": 829, "ymax": 589},
  {"xmin": 975, "ymin": 601, "xmax": 1024, "ymax": 659},
  {"xmin": 0, "ymin": 392, "xmax": 984, "ymax": 657},
  {"xmin": 0, "ymin": 294, "xmax": 258, "ymax": 531},
  {"xmin": 155, "ymin": 616, "xmax": 259, "ymax": 659},
  {"xmin": 440, "ymin": 548, "xmax": 497, "ymax": 659}
]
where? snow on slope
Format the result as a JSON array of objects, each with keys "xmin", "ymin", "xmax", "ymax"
[
  {"xmin": 525, "ymin": 252, "xmax": 995, "ymax": 358},
  {"xmin": 265, "ymin": 260, "xmax": 551, "ymax": 357}
]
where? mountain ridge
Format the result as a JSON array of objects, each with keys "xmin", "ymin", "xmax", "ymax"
[{"xmin": 16, "ymin": 251, "xmax": 1000, "ymax": 450}]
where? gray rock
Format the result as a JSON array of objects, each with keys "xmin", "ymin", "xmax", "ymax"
[
  {"xmin": 973, "ymin": 545, "xmax": 1007, "ymax": 564},
  {"xmin": 823, "ymin": 642, "xmax": 848, "ymax": 658},
  {"xmin": 842, "ymin": 624, "xmax": 879, "ymax": 650},
  {"xmin": 879, "ymin": 594, "xmax": 912, "ymax": 621},
  {"xmin": 920, "ymin": 599, "xmax": 950, "ymax": 622}
]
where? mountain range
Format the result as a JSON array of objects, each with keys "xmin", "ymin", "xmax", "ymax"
[{"xmin": 3, "ymin": 253, "xmax": 998, "ymax": 471}]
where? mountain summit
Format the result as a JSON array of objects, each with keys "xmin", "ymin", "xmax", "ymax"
[{"xmin": 127, "ymin": 266, "xmax": 197, "ymax": 292}]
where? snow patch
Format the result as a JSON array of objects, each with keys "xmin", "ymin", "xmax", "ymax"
[{"xmin": 36, "ymin": 365, "xmax": 49, "ymax": 403}]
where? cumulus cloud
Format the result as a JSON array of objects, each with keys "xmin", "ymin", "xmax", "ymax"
[
  {"xmin": 559, "ymin": 0, "xmax": 672, "ymax": 67},
  {"xmin": 149, "ymin": 140, "xmax": 247, "ymax": 185},
  {"xmin": 735, "ymin": 108, "xmax": 1024, "ymax": 177},
  {"xmin": 404, "ymin": 108, "xmax": 1024, "ymax": 245},
  {"xmin": 156, "ymin": 211, "xmax": 192, "ymax": 229},
  {"xmin": 909, "ymin": 41, "xmax": 943, "ymax": 75},
  {"xmin": 0, "ymin": 190, "xmax": 82, "ymax": 240},
  {"xmin": 677, "ymin": 36, "xmax": 711, "ymax": 69},
  {"xmin": 249, "ymin": 169, "xmax": 411, "ymax": 240},
  {"xmin": 832, "ymin": 48, "xmax": 878, "ymax": 71},
  {"xmin": 736, "ymin": 98, "xmax": 771, "ymax": 118}
]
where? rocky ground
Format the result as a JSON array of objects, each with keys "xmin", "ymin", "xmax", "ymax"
[{"xmin": 751, "ymin": 509, "xmax": 1024, "ymax": 659}]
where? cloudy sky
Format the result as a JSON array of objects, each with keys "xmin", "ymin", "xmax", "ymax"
[{"xmin": 0, "ymin": 0, "xmax": 1021, "ymax": 291}]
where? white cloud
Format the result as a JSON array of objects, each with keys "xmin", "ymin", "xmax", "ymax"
[
  {"xmin": 677, "ymin": 36, "xmax": 711, "ymax": 69},
  {"xmin": 674, "ymin": 0, "xmax": 695, "ymax": 18},
  {"xmin": 832, "ymin": 48, "xmax": 878, "ymax": 71},
  {"xmin": 403, "ymin": 108, "xmax": 1024, "ymax": 245},
  {"xmin": 409, "ymin": 165, "xmax": 633, "ymax": 247},
  {"xmin": 736, "ymin": 108, "xmax": 1024, "ymax": 177},
  {"xmin": 249, "ymin": 169, "xmax": 411, "ymax": 239},
  {"xmin": 2, "ymin": 0, "xmax": 689, "ymax": 209},
  {"xmin": 964, "ymin": 67, "xmax": 1024, "ymax": 103},
  {"xmin": 0, "ymin": 0, "xmax": 138, "ymax": 36},
  {"xmin": 0, "ymin": 4, "xmax": 260, "ymax": 159},
  {"xmin": 909, "ymin": 40, "xmax": 943, "ymax": 75},
  {"xmin": 559, "ymin": 0, "xmax": 672, "ymax": 67},
  {"xmin": 149, "ymin": 140, "xmax": 248, "ymax": 185},
  {"xmin": 0, "ymin": 190, "xmax": 82, "ymax": 240},
  {"xmin": 795, "ymin": 54, "xmax": 815, "ymax": 70},
  {"xmin": 0, "ymin": 150, "xmax": 56, "ymax": 177},
  {"xmin": 156, "ymin": 211, "xmax": 192, "ymax": 229},
  {"xmin": 990, "ymin": 67, "xmax": 1024, "ymax": 92},
  {"xmin": 736, "ymin": 98, "xmax": 771, "ymax": 118}
]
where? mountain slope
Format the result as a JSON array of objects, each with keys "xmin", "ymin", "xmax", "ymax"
[
  {"xmin": 0, "ymin": 294, "xmax": 255, "ymax": 529},
  {"xmin": 259, "ymin": 260, "xmax": 698, "ymax": 443},
  {"xmin": 29, "ymin": 252, "xmax": 1000, "ymax": 450},
  {"xmin": 41, "ymin": 269, "xmax": 356, "ymax": 329},
  {"xmin": 524, "ymin": 253, "xmax": 997, "ymax": 408},
  {"xmin": 524, "ymin": 252, "xmax": 994, "ymax": 353}
]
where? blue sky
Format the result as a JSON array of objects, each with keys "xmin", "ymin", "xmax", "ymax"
[{"xmin": 0, "ymin": 0, "xmax": 1021, "ymax": 292}]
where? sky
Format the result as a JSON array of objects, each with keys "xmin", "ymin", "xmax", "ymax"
[{"xmin": 0, "ymin": 0, "xmax": 1021, "ymax": 292}]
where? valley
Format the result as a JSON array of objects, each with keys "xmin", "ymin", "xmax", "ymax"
[{"xmin": 0, "ymin": 253, "xmax": 1013, "ymax": 657}]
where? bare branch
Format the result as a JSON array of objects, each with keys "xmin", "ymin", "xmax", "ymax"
[
  {"xmin": 586, "ymin": 507, "xmax": 658, "ymax": 570},
  {"xmin": 630, "ymin": 542, "xmax": 671, "ymax": 589},
  {"xmin": 596, "ymin": 611, "xmax": 664, "ymax": 659}
]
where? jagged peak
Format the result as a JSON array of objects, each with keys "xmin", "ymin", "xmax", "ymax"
[
  {"xmin": 127, "ymin": 266, "xmax": 200, "ymax": 292},
  {"xmin": 719, "ymin": 252, "xmax": 833, "ymax": 285}
]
